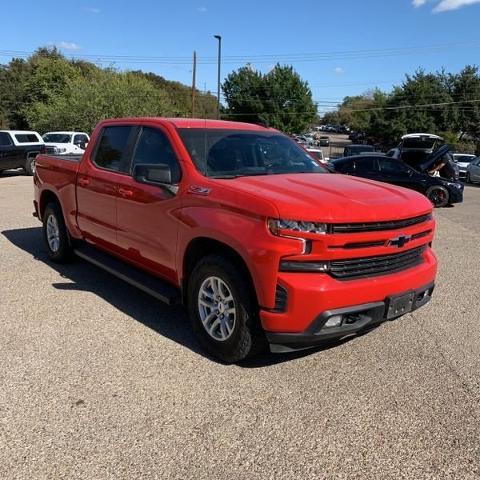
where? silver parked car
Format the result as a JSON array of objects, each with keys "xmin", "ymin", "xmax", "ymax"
[
  {"xmin": 452, "ymin": 153, "xmax": 476, "ymax": 179},
  {"xmin": 466, "ymin": 157, "xmax": 480, "ymax": 184}
]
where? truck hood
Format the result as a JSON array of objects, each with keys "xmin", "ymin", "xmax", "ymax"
[
  {"xmin": 44, "ymin": 142, "xmax": 71, "ymax": 148},
  {"xmin": 221, "ymin": 173, "xmax": 432, "ymax": 222}
]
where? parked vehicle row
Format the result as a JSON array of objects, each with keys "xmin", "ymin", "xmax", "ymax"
[
  {"xmin": 0, "ymin": 129, "xmax": 90, "ymax": 175},
  {"xmin": 33, "ymin": 117, "xmax": 437, "ymax": 363}
]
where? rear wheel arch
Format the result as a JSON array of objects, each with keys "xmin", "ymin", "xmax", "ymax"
[
  {"xmin": 182, "ymin": 237, "xmax": 257, "ymax": 306},
  {"xmin": 39, "ymin": 190, "xmax": 62, "ymax": 221}
]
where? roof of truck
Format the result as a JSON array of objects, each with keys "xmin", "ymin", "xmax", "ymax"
[{"xmin": 99, "ymin": 117, "xmax": 275, "ymax": 131}]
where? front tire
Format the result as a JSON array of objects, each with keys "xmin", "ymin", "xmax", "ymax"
[
  {"xmin": 187, "ymin": 255, "xmax": 265, "ymax": 363},
  {"xmin": 466, "ymin": 172, "xmax": 472, "ymax": 184},
  {"xmin": 43, "ymin": 202, "xmax": 73, "ymax": 263},
  {"xmin": 426, "ymin": 185, "xmax": 449, "ymax": 208},
  {"xmin": 24, "ymin": 156, "xmax": 36, "ymax": 175}
]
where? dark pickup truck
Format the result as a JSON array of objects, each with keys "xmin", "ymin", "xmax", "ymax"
[{"xmin": 0, "ymin": 130, "xmax": 45, "ymax": 175}]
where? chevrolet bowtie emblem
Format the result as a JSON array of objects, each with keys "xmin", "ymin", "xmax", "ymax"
[{"xmin": 388, "ymin": 235, "xmax": 412, "ymax": 248}]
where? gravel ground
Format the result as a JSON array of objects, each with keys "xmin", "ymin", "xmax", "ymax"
[{"xmin": 0, "ymin": 173, "xmax": 479, "ymax": 480}]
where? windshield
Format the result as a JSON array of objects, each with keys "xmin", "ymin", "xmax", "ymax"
[
  {"xmin": 349, "ymin": 145, "xmax": 374, "ymax": 153},
  {"xmin": 43, "ymin": 133, "xmax": 72, "ymax": 143},
  {"xmin": 178, "ymin": 129, "xmax": 328, "ymax": 178}
]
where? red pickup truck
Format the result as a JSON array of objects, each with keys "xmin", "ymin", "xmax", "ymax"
[{"xmin": 33, "ymin": 118, "xmax": 437, "ymax": 362}]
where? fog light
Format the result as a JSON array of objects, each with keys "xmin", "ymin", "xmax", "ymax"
[{"xmin": 324, "ymin": 315, "xmax": 343, "ymax": 328}]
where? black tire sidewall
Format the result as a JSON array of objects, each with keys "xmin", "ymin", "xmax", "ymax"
[
  {"xmin": 43, "ymin": 203, "xmax": 72, "ymax": 262},
  {"xmin": 187, "ymin": 256, "xmax": 260, "ymax": 363}
]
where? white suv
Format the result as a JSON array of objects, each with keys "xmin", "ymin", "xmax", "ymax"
[{"xmin": 42, "ymin": 131, "xmax": 90, "ymax": 155}]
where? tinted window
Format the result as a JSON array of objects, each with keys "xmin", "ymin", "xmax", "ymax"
[
  {"xmin": 74, "ymin": 134, "xmax": 89, "ymax": 144},
  {"xmin": 15, "ymin": 134, "xmax": 40, "ymax": 143},
  {"xmin": 353, "ymin": 157, "xmax": 376, "ymax": 173},
  {"xmin": 333, "ymin": 159, "xmax": 353, "ymax": 173},
  {"xmin": 378, "ymin": 158, "xmax": 411, "ymax": 175},
  {"xmin": 0, "ymin": 132, "xmax": 12, "ymax": 146},
  {"xmin": 178, "ymin": 129, "xmax": 327, "ymax": 178},
  {"xmin": 131, "ymin": 127, "xmax": 181, "ymax": 183},
  {"xmin": 43, "ymin": 133, "xmax": 72, "ymax": 143},
  {"xmin": 93, "ymin": 126, "xmax": 134, "ymax": 172}
]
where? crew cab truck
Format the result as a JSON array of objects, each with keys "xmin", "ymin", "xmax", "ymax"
[
  {"xmin": 43, "ymin": 131, "xmax": 90, "ymax": 155},
  {"xmin": 0, "ymin": 130, "xmax": 45, "ymax": 175},
  {"xmin": 33, "ymin": 118, "xmax": 437, "ymax": 362}
]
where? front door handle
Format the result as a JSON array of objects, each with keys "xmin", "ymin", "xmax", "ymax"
[
  {"xmin": 118, "ymin": 188, "xmax": 133, "ymax": 198},
  {"xmin": 78, "ymin": 178, "xmax": 90, "ymax": 187}
]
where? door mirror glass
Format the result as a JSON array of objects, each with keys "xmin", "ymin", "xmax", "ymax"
[{"xmin": 133, "ymin": 163, "xmax": 172, "ymax": 186}]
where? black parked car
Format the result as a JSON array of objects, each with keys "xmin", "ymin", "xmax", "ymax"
[
  {"xmin": 330, "ymin": 148, "xmax": 464, "ymax": 208},
  {"xmin": 0, "ymin": 130, "xmax": 45, "ymax": 175}
]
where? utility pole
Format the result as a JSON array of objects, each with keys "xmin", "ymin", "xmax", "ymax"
[
  {"xmin": 191, "ymin": 51, "xmax": 197, "ymax": 118},
  {"xmin": 214, "ymin": 35, "xmax": 222, "ymax": 119}
]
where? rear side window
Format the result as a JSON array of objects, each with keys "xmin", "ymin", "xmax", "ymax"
[
  {"xmin": 15, "ymin": 133, "xmax": 40, "ymax": 143},
  {"xmin": 0, "ymin": 132, "xmax": 12, "ymax": 146},
  {"xmin": 93, "ymin": 126, "xmax": 135, "ymax": 172},
  {"xmin": 131, "ymin": 127, "xmax": 181, "ymax": 183}
]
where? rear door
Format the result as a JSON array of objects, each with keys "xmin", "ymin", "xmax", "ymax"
[
  {"xmin": 76, "ymin": 125, "xmax": 137, "ymax": 249},
  {"xmin": 115, "ymin": 125, "xmax": 183, "ymax": 283},
  {"xmin": 470, "ymin": 158, "xmax": 480, "ymax": 182}
]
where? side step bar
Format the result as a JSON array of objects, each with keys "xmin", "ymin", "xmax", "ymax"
[{"xmin": 73, "ymin": 244, "xmax": 180, "ymax": 305}]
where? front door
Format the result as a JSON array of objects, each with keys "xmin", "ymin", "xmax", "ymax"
[
  {"xmin": 76, "ymin": 125, "xmax": 137, "ymax": 249},
  {"xmin": 116, "ymin": 126, "xmax": 183, "ymax": 283}
]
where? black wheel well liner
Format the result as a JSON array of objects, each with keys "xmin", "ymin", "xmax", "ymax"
[{"xmin": 182, "ymin": 237, "xmax": 257, "ymax": 305}]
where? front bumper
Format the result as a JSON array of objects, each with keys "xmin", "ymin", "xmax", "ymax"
[
  {"xmin": 260, "ymin": 247, "xmax": 437, "ymax": 351},
  {"xmin": 266, "ymin": 282, "xmax": 434, "ymax": 352}
]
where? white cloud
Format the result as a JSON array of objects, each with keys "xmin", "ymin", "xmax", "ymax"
[
  {"xmin": 333, "ymin": 67, "xmax": 345, "ymax": 75},
  {"xmin": 197, "ymin": 6, "xmax": 207, "ymax": 12},
  {"xmin": 56, "ymin": 41, "xmax": 82, "ymax": 51},
  {"xmin": 412, "ymin": 0, "xmax": 480, "ymax": 11},
  {"xmin": 84, "ymin": 7, "xmax": 100, "ymax": 13},
  {"xmin": 433, "ymin": 0, "xmax": 480, "ymax": 12}
]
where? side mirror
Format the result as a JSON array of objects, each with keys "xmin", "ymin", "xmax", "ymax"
[
  {"xmin": 133, "ymin": 163, "xmax": 172, "ymax": 186},
  {"xmin": 75, "ymin": 141, "xmax": 86, "ymax": 150}
]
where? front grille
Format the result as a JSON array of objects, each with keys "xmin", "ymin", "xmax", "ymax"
[
  {"xmin": 330, "ymin": 214, "xmax": 432, "ymax": 234},
  {"xmin": 45, "ymin": 146, "xmax": 57, "ymax": 154},
  {"xmin": 330, "ymin": 246, "xmax": 426, "ymax": 280}
]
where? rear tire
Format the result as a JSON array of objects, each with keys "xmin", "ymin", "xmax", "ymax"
[
  {"xmin": 43, "ymin": 202, "xmax": 73, "ymax": 263},
  {"xmin": 426, "ymin": 185, "xmax": 449, "ymax": 208},
  {"xmin": 187, "ymin": 254, "xmax": 265, "ymax": 363}
]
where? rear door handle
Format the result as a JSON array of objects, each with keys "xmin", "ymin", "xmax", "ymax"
[
  {"xmin": 118, "ymin": 188, "xmax": 134, "ymax": 198},
  {"xmin": 78, "ymin": 178, "xmax": 90, "ymax": 187}
]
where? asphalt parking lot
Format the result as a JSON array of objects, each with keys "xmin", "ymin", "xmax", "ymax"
[{"xmin": 1, "ymin": 173, "xmax": 479, "ymax": 480}]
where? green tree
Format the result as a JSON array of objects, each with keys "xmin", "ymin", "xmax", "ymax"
[
  {"xmin": 25, "ymin": 69, "xmax": 175, "ymax": 133},
  {"xmin": 222, "ymin": 64, "xmax": 316, "ymax": 134}
]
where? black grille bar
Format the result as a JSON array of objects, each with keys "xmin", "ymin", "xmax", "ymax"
[
  {"xmin": 330, "ymin": 246, "xmax": 426, "ymax": 280},
  {"xmin": 330, "ymin": 214, "xmax": 432, "ymax": 234}
]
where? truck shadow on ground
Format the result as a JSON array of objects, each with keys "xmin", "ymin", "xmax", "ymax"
[{"xmin": 2, "ymin": 227, "xmax": 357, "ymax": 368}]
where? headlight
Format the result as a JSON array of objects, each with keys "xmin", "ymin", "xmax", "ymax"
[
  {"xmin": 58, "ymin": 147, "xmax": 67, "ymax": 153},
  {"xmin": 268, "ymin": 218, "xmax": 328, "ymax": 236}
]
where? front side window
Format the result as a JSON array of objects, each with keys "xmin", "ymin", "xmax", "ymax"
[
  {"xmin": 93, "ymin": 126, "xmax": 134, "ymax": 172},
  {"xmin": 131, "ymin": 127, "xmax": 181, "ymax": 183},
  {"xmin": 178, "ymin": 129, "xmax": 328, "ymax": 178},
  {"xmin": 0, "ymin": 132, "xmax": 12, "ymax": 146},
  {"xmin": 74, "ymin": 134, "xmax": 89, "ymax": 144}
]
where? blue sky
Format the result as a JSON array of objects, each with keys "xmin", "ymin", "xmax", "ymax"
[{"xmin": 1, "ymin": 0, "xmax": 480, "ymax": 113}]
